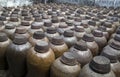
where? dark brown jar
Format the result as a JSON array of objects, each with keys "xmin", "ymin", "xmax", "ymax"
[
  {"xmin": 101, "ymin": 49, "xmax": 120, "ymax": 77},
  {"xmin": 13, "ymin": 26, "xmax": 30, "ymax": 40},
  {"xmin": 74, "ymin": 26, "xmax": 86, "ymax": 41},
  {"xmin": 6, "ymin": 35, "xmax": 31, "ymax": 77},
  {"xmin": 8, "ymin": 17, "xmax": 20, "ymax": 26},
  {"xmin": 70, "ymin": 40, "xmax": 93, "ymax": 67},
  {"xmin": 0, "ymin": 33, "xmax": 11, "ymax": 69},
  {"xmin": 45, "ymin": 27, "xmax": 60, "ymax": 41},
  {"xmin": 79, "ymin": 56, "xmax": 116, "ymax": 77},
  {"xmin": 28, "ymin": 22, "xmax": 43, "ymax": 36},
  {"xmin": 43, "ymin": 21, "xmax": 52, "ymax": 31},
  {"xmin": 0, "ymin": 21, "xmax": 5, "ymax": 32},
  {"xmin": 21, "ymin": 21, "xmax": 31, "ymax": 30},
  {"xmin": 50, "ymin": 36, "xmax": 68, "ymax": 58},
  {"xmin": 97, "ymin": 26, "xmax": 109, "ymax": 40},
  {"xmin": 26, "ymin": 41, "xmax": 55, "ymax": 77},
  {"xmin": 24, "ymin": 16, "xmax": 33, "ymax": 24},
  {"xmin": 57, "ymin": 23, "xmax": 69, "ymax": 35},
  {"xmin": 82, "ymin": 33, "xmax": 99, "ymax": 56},
  {"xmin": 29, "ymin": 31, "xmax": 49, "ymax": 46},
  {"xmin": 50, "ymin": 52, "xmax": 81, "ymax": 77},
  {"xmin": 92, "ymin": 30, "xmax": 107, "ymax": 53},
  {"xmin": 3, "ymin": 23, "xmax": 16, "ymax": 40}
]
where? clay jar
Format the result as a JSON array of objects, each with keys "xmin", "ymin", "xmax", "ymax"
[
  {"xmin": 97, "ymin": 26, "xmax": 109, "ymax": 40},
  {"xmin": 108, "ymin": 34, "xmax": 120, "ymax": 44},
  {"xmin": 0, "ymin": 33, "xmax": 11, "ymax": 69},
  {"xmin": 52, "ymin": 17, "xmax": 60, "ymax": 28},
  {"xmin": 6, "ymin": 35, "xmax": 31, "ymax": 77},
  {"xmin": 79, "ymin": 56, "xmax": 116, "ymax": 77},
  {"xmin": 70, "ymin": 40, "xmax": 93, "ymax": 67},
  {"xmin": 81, "ymin": 23, "xmax": 91, "ymax": 33},
  {"xmin": 28, "ymin": 22, "xmax": 43, "ymax": 36},
  {"xmin": 92, "ymin": 30, "xmax": 107, "ymax": 53},
  {"xmin": 45, "ymin": 27, "xmax": 60, "ymax": 41},
  {"xmin": 101, "ymin": 49, "xmax": 120, "ymax": 77},
  {"xmin": 0, "ymin": 16, "xmax": 7, "ymax": 24},
  {"xmin": 13, "ymin": 26, "xmax": 30, "ymax": 40},
  {"xmin": 8, "ymin": 17, "xmax": 20, "ymax": 26},
  {"xmin": 110, "ymin": 28, "xmax": 120, "ymax": 39},
  {"xmin": 62, "ymin": 30, "xmax": 77, "ymax": 48},
  {"xmin": 74, "ymin": 26, "xmax": 86, "ymax": 41},
  {"xmin": 50, "ymin": 52, "xmax": 81, "ymax": 77},
  {"xmin": 21, "ymin": 21, "xmax": 31, "ymax": 30},
  {"xmin": 29, "ymin": 31, "xmax": 49, "ymax": 46},
  {"xmin": 43, "ymin": 21, "xmax": 52, "ymax": 31},
  {"xmin": 82, "ymin": 33, "xmax": 99, "ymax": 56},
  {"xmin": 3, "ymin": 23, "xmax": 16, "ymax": 39},
  {"xmin": 50, "ymin": 36, "xmax": 68, "ymax": 58},
  {"xmin": 0, "ymin": 21, "xmax": 5, "ymax": 32},
  {"xmin": 23, "ymin": 16, "xmax": 33, "ymax": 24},
  {"xmin": 88, "ymin": 20, "xmax": 98, "ymax": 31},
  {"xmin": 26, "ymin": 41, "xmax": 55, "ymax": 77}
]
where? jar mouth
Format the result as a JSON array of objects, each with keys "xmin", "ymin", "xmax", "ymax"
[
  {"xmin": 0, "ymin": 33, "xmax": 8, "ymax": 42},
  {"xmin": 51, "ymin": 36, "xmax": 64, "ymax": 45}
]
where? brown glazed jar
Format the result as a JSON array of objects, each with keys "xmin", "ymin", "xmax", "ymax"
[
  {"xmin": 26, "ymin": 41, "xmax": 55, "ymax": 77},
  {"xmin": 0, "ymin": 33, "xmax": 11, "ymax": 69},
  {"xmin": 21, "ymin": 21, "xmax": 31, "ymax": 30},
  {"xmin": 92, "ymin": 30, "xmax": 107, "ymax": 53},
  {"xmin": 24, "ymin": 16, "xmax": 33, "ymax": 24},
  {"xmin": 6, "ymin": 35, "xmax": 31, "ymax": 77},
  {"xmin": 74, "ymin": 26, "xmax": 86, "ymax": 41},
  {"xmin": 62, "ymin": 30, "xmax": 77, "ymax": 48},
  {"xmin": 45, "ymin": 27, "xmax": 60, "ymax": 41},
  {"xmin": 79, "ymin": 56, "xmax": 116, "ymax": 77},
  {"xmin": 13, "ymin": 26, "xmax": 30, "ymax": 40},
  {"xmin": 28, "ymin": 22, "xmax": 43, "ymax": 36},
  {"xmin": 50, "ymin": 36, "xmax": 68, "ymax": 58},
  {"xmin": 70, "ymin": 40, "xmax": 93, "ymax": 67},
  {"xmin": 97, "ymin": 26, "xmax": 109, "ymax": 40},
  {"xmin": 3, "ymin": 23, "xmax": 16, "ymax": 39},
  {"xmin": 0, "ymin": 21, "xmax": 5, "ymax": 32},
  {"xmin": 101, "ymin": 49, "xmax": 120, "ymax": 77},
  {"xmin": 29, "ymin": 31, "xmax": 49, "ymax": 46},
  {"xmin": 50, "ymin": 52, "xmax": 81, "ymax": 77},
  {"xmin": 82, "ymin": 33, "xmax": 99, "ymax": 56}
]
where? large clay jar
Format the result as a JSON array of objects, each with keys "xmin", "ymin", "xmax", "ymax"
[
  {"xmin": 101, "ymin": 49, "xmax": 120, "ymax": 77},
  {"xmin": 110, "ymin": 28, "xmax": 120, "ymax": 39},
  {"xmin": 108, "ymin": 34, "xmax": 120, "ymax": 44},
  {"xmin": 50, "ymin": 36, "xmax": 68, "ymax": 58},
  {"xmin": 21, "ymin": 21, "xmax": 31, "ymax": 30},
  {"xmin": 3, "ymin": 23, "xmax": 16, "ymax": 40},
  {"xmin": 74, "ymin": 26, "xmax": 86, "ymax": 41},
  {"xmin": 29, "ymin": 31, "xmax": 49, "ymax": 46},
  {"xmin": 8, "ymin": 17, "xmax": 20, "ymax": 26},
  {"xmin": 52, "ymin": 16, "xmax": 60, "ymax": 28},
  {"xmin": 6, "ymin": 35, "xmax": 31, "ymax": 77},
  {"xmin": 26, "ymin": 41, "xmax": 55, "ymax": 77},
  {"xmin": 50, "ymin": 52, "xmax": 81, "ymax": 77},
  {"xmin": 81, "ymin": 23, "xmax": 91, "ymax": 33},
  {"xmin": 13, "ymin": 26, "xmax": 30, "ymax": 40},
  {"xmin": 45, "ymin": 27, "xmax": 60, "ymax": 41},
  {"xmin": 97, "ymin": 26, "xmax": 109, "ymax": 40},
  {"xmin": 0, "ymin": 21, "xmax": 5, "ymax": 32},
  {"xmin": 92, "ymin": 30, "xmax": 107, "ymax": 53},
  {"xmin": 88, "ymin": 20, "xmax": 98, "ymax": 31},
  {"xmin": 28, "ymin": 22, "xmax": 43, "ymax": 36},
  {"xmin": 79, "ymin": 56, "xmax": 116, "ymax": 77},
  {"xmin": 62, "ymin": 30, "xmax": 77, "ymax": 48},
  {"xmin": 23, "ymin": 16, "xmax": 33, "ymax": 24},
  {"xmin": 42, "ymin": 21, "xmax": 52, "ymax": 31},
  {"xmin": 0, "ymin": 33, "xmax": 11, "ymax": 69},
  {"xmin": 82, "ymin": 33, "xmax": 99, "ymax": 56},
  {"xmin": 0, "ymin": 16, "xmax": 7, "ymax": 24},
  {"xmin": 70, "ymin": 40, "xmax": 93, "ymax": 67}
]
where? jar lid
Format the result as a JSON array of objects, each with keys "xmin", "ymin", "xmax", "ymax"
[
  {"xmin": 59, "ymin": 23, "xmax": 68, "ymax": 28},
  {"xmin": 110, "ymin": 40, "xmax": 120, "ymax": 50},
  {"xmin": 13, "ymin": 35, "xmax": 27, "ymax": 45},
  {"xmin": 0, "ymin": 16, "xmax": 6, "ymax": 21},
  {"xmin": 15, "ymin": 26, "xmax": 27, "ymax": 34},
  {"xmin": 88, "ymin": 21, "xmax": 96, "ymax": 26},
  {"xmin": 101, "ymin": 50, "xmax": 117, "ymax": 63},
  {"xmin": 44, "ymin": 22, "xmax": 52, "ymax": 27},
  {"xmin": 21, "ymin": 21, "xmax": 30, "ymax": 26},
  {"xmin": 34, "ymin": 41, "xmax": 49, "ymax": 53},
  {"xmin": 51, "ymin": 36, "xmax": 64, "ymax": 45},
  {"xmin": 0, "ymin": 32, "xmax": 8, "ymax": 42},
  {"xmin": 10, "ymin": 17, "xmax": 18, "ymax": 22},
  {"xmin": 5, "ymin": 23, "xmax": 15, "ymax": 29},
  {"xmin": 89, "ymin": 56, "xmax": 110, "ymax": 74},
  {"xmin": 33, "ymin": 31, "xmax": 45, "ymax": 39},
  {"xmin": 103, "ymin": 22, "xmax": 112, "ymax": 28},
  {"xmin": 34, "ymin": 17, "xmax": 43, "ymax": 22},
  {"xmin": 81, "ymin": 23, "xmax": 88, "ymax": 28},
  {"xmin": 92, "ymin": 30, "xmax": 103, "ymax": 37},
  {"xmin": 114, "ymin": 35, "xmax": 120, "ymax": 42},
  {"xmin": 74, "ymin": 40, "xmax": 87, "ymax": 51},
  {"xmin": 74, "ymin": 26, "xmax": 85, "ymax": 32},
  {"xmin": 24, "ymin": 16, "xmax": 32, "ymax": 21},
  {"xmin": 74, "ymin": 18, "xmax": 81, "ymax": 22},
  {"xmin": 60, "ymin": 52, "xmax": 78, "ymax": 66},
  {"xmin": 63, "ymin": 30, "xmax": 74, "ymax": 37},
  {"xmin": 31, "ymin": 22, "xmax": 41, "ymax": 29},
  {"xmin": 82, "ymin": 33, "xmax": 94, "ymax": 42},
  {"xmin": 52, "ymin": 17, "xmax": 59, "ymax": 23},
  {"xmin": 46, "ymin": 27, "xmax": 57, "ymax": 34},
  {"xmin": 66, "ymin": 20, "xmax": 73, "ymax": 26},
  {"xmin": 97, "ymin": 26, "xmax": 107, "ymax": 32},
  {"xmin": 33, "ymin": 13, "xmax": 40, "ymax": 18}
]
